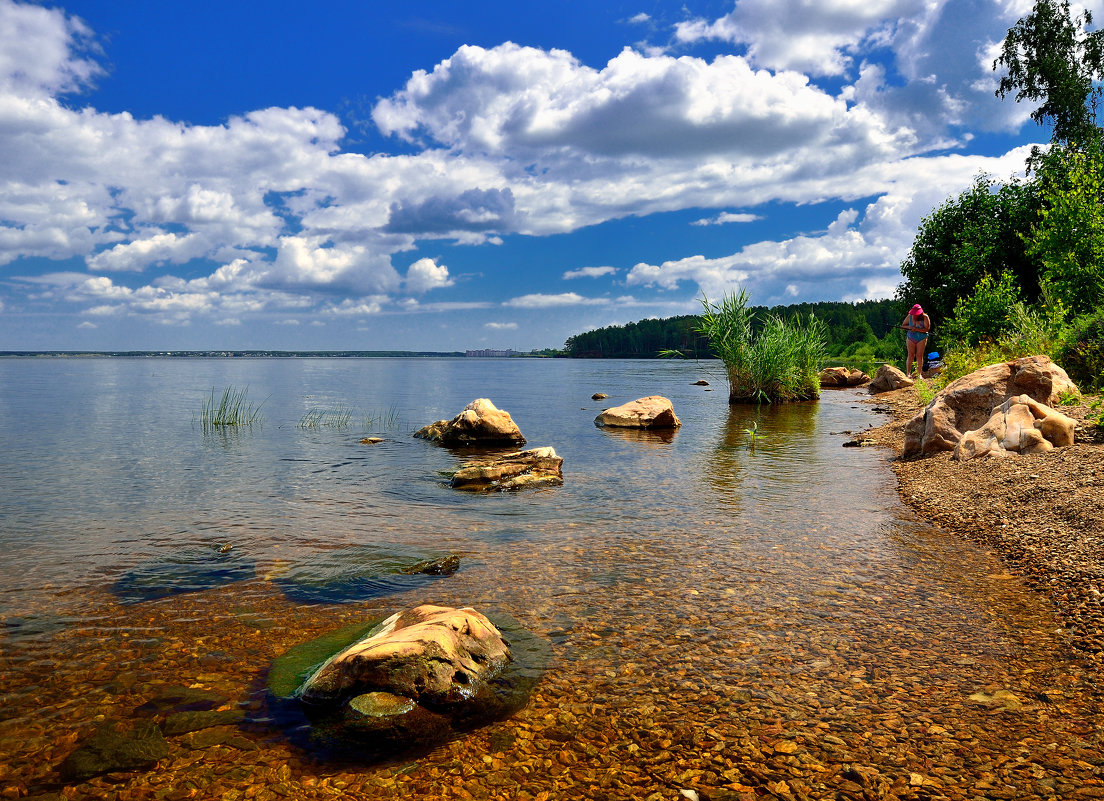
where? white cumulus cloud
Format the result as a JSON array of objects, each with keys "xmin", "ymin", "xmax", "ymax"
[
  {"xmin": 563, "ymin": 265, "xmax": 617, "ymax": 279},
  {"xmin": 404, "ymin": 257, "xmax": 454, "ymax": 293}
]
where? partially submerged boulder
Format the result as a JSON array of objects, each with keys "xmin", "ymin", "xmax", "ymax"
[
  {"xmin": 595, "ymin": 396, "xmax": 681, "ymax": 429},
  {"xmin": 954, "ymin": 394, "xmax": 1076, "ymax": 461},
  {"xmin": 267, "ymin": 607, "xmax": 550, "ymax": 758},
  {"xmin": 449, "ymin": 447, "xmax": 563, "ymax": 491},
  {"xmin": 299, "ymin": 605, "xmax": 511, "ymax": 707},
  {"xmin": 903, "ymin": 356, "xmax": 1079, "ymax": 458},
  {"xmin": 820, "ymin": 366, "xmax": 870, "ymax": 388},
  {"xmin": 270, "ymin": 544, "xmax": 460, "ymax": 605},
  {"xmin": 414, "ymin": 399, "xmax": 525, "ymax": 446},
  {"xmin": 867, "ymin": 364, "xmax": 914, "ymax": 394}
]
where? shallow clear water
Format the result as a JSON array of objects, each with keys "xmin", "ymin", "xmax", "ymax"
[{"xmin": 1, "ymin": 357, "xmax": 1101, "ymax": 800}]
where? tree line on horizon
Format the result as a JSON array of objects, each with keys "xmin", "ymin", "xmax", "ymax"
[{"xmin": 562, "ymin": 299, "xmax": 903, "ymax": 361}]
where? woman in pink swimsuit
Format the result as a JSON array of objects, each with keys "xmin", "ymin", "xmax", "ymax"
[{"xmin": 903, "ymin": 303, "xmax": 931, "ymax": 377}]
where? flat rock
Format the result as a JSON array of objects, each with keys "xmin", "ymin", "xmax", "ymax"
[
  {"xmin": 111, "ymin": 545, "xmax": 255, "ymax": 604},
  {"xmin": 449, "ymin": 447, "xmax": 563, "ymax": 491},
  {"xmin": 270, "ymin": 544, "xmax": 461, "ymax": 605},
  {"xmin": 595, "ymin": 396, "xmax": 681, "ymax": 429}
]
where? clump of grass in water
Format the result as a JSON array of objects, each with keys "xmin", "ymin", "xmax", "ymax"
[
  {"xmin": 297, "ymin": 404, "xmax": 402, "ymax": 431},
  {"xmin": 298, "ymin": 405, "xmax": 354, "ymax": 429},
  {"xmin": 198, "ymin": 386, "xmax": 264, "ymax": 431},
  {"xmin": 363, "ymin": 405, "xmax": 401, "ymax": 430},
  {"xmin": 664, "ymin": 288, "xmax": 827, "ymax": 403}
]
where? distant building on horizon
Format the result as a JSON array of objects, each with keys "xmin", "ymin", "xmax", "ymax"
[{"xmin": 465, "ymin": 348, "xmax": 517, "ymax": 357}]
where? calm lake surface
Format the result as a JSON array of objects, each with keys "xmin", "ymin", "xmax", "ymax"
[{"xmin": 1, "ymin": 357, "xmax": 1102, "ymax": 800}]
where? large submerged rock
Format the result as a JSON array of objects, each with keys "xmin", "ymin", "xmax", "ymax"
[
  {"xmin": 112, "ymin": 545, "xmax": 255, "ymax": 604},
  {"xmin": 269, "ymin": 544, "xmax": 460, "ymax": 605},
  {"xmin": 414, "ymin": 399, "xmax": 526, "ymax": 446},
  {"xmin": 903, "ymin": 356, "xmax": 1079, "ymax": 458},
  {"xmin": 449, "ymin": 447, "xmax": 563, "ymax": 491},
  {"xmin": 595, "ymin": 396, "xmax": 681, "ymax": 429},
  {"xmin": 268, "ymin": 606, "xmax": 549, "ymax": 758},
  {"xmin": 953, "ymin": 394, "xmax": 1076, "ymax": 461}
]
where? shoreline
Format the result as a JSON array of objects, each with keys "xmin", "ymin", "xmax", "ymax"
[{"xmin": 858, "ymin": 384, "xmax": 1104, "ymax": 664}]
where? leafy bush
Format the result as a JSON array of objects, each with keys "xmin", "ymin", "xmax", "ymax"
[
  {"xmin": 1056, "ymin": 310, "xmax": 1104, "ymax": 390},
  {"xmin": 998, "ymin": 300, "xmax": 1067, "ymax": 359},
  {"xmin": 944, "ymin": 269, "xmax": 1021, "ymax": 347}
]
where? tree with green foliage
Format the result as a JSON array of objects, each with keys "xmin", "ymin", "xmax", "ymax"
[
  {"xmin": 944, "ymin": 269, "xmax": 1022, "ymax": 346},
  {"xmin": 994, "ymin": 0, "xmax": 1104, "ymax": 146},
  {"xmin": 1025, "ymin": 141, "xmax": 1104, "ymax": 314},
  {"xmin": 896, "ymin": 176, "xmax": 1041, "ymax": 327}
]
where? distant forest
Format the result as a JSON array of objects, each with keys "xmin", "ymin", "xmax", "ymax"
[{"xmin": 563, "ymin": 299, "xmax": 904, "ymax": 359}]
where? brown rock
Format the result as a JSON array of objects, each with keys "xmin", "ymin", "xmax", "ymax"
[
  {"xmin": 903, "ymin": 356, "xmax": 1079, "ymax": 458},
  {"xmin": 820, "ymin": 366, "xmax": 870, "ymax": 388},
  {"xmin": 449, "ymin": 447, "xmax": 564, "ymax": 491},
  {"xmin": 867, "ymin": 364, "xmax": 914, "ymax": 394},
  {"xmin": 954, "ymin": 394, "xmax": 1077, "ymax": 461},
  {"xmin": 298, "ymin": 605, "xmax": 512, "ymax": 708},
  {"xmin": 595, "ymin": 396, "xmax": 681, "ymax": 429},
  {"xmin": 413, "ymin": 398, "xmax": 526, "ymax": 446},
  {"xmin": 591, "ymin": 392, "xmax": 609, "ymax": 400}
]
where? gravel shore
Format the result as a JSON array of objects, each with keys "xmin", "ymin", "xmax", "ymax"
[{"xmin": 858, "ymin": 385, "xmax": 1104, "ymax": 664}]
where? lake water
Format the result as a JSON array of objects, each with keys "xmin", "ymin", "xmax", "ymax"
[{"xmin": 1, "ymin": 357, "xmax": 1102, "ymax": 800}]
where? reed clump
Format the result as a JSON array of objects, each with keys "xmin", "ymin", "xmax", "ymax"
[
  {"xmin": 297, "ymin": 404, "xmax": 401, "ymax": 430},
  {"xmin": 689, "ymin": 290, "xmax": 827, "ymax": 404},
  {"xmin": 197, "ymin": 386, "xmax": 264, "ymax": 431}
]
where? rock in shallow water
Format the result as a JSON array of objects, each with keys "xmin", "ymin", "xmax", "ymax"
[
  {"xmin": 449, "ymin": 447, "xmax": 563, "ymax": 491},
  {"xmin": 270, "ymin": 543, "xmax": 461, "ymax": 604},
  {"xmin": 59, "ymin": 719, "xmax": 168, "ymax": 782},
  {"xmin": 594, "ymin": 396, "xmax": 681, "ymax": 429},
  {"xmin": 298, "ymin": 605, "xmax": 512, "ymax": 707},
  {"xmin": 267, "ymin": 606, "xmax": 549, "ymax": 759},
  {"xmin": 414, "ymin": 398, "xmax": 526, "ymax": 446},
  {"xmin": 111, "ymin": 545, "xmax": 255, "ymax": 603}
]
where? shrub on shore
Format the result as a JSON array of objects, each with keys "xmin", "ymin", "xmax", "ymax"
[{"xmin": 1056, "ymin": 310, "xmax": 1104, "ymax": 390}]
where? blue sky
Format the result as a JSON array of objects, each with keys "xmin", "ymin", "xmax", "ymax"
[{"xmin": 0, "ymin": 0, "xmax": 1090, "ymax": 351}]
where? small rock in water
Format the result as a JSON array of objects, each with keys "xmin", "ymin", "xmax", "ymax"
[
  {"xmin": 360, "ymin": 437, "xmax": 384, "ymax": 444},
  {"xmin": 59, "ymin": 719, "xmax": 168, "ymax": 782},
  {"xmin": 591, "ymin": 392, "xmax": 609, "ymax": 400},
  {"xmin": 399, "ymin": 555, "xmax": 461, "ymax": 575}
]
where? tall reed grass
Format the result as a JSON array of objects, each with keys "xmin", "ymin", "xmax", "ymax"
[
  {"xmin": 297, "ymin": 404, "xmax": 401, "ymax": 430},
  {"xmin": 692, "ymin": 290, "xmax": 827, "ymax": 403},
  {"xmin": 197, "ymin": 386, "xmax": 264, "ymax": 431}
]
